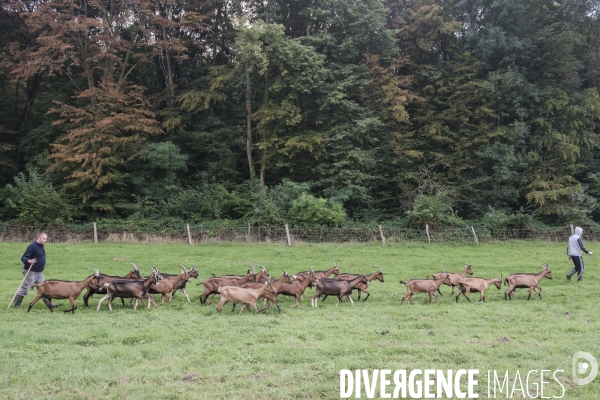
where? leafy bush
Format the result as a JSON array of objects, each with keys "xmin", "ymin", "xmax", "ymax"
[
  {"xmin": 404, "ymin": 192, "xmax": 463, "ymax": 229},
  {"xmin": 249, "ymin": 180, "xmax": 311, "ymax": 225},
  {"xmin": 2, "ymin": 170, "xmax": 72, "ymax": 224},
  {"xmin": 480, "ymin": 207, "xmax": 545, "ymax": 230},
  {"xmin": 288, "ymin": 193, "xmax": 346, "ymax": 227}
]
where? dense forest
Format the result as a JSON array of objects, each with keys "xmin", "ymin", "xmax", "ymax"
[{"xmin": 1, "ymin": 0, "xmax": 599, "ymax": 229}]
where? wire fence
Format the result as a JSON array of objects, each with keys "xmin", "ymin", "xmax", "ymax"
[{"xmin": 0, "ymin": 223, "xmax": 591, "ymax": 245}]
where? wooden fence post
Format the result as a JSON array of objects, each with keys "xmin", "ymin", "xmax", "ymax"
[
  {"xmin": 471, "ymin": 226, "xmax": 479, "ymax": 245},
  {"xmin": 379, "ymin": 225, "xmax": 386, "ymax": 245},
  {"xmin": 186, "ymin": 224, "xmax": 193, "ymax": 245},
  {"xmin": 93, "ymin": 222, "xmax": 98, "ymax": 245},
  {"xmin": 570, "ymin": 224, "xmax": 574, "ymax": 235},
  {"xmin": 426, "ymin": 224, "xmax": 431, "ymax": 245},
  {"xmin": 246, "ymin": 223, "xmax": 251, "ymax": 243},
  {"xmin": 285, "ymin": 224, "xmax": 292, "ymax": 246}
]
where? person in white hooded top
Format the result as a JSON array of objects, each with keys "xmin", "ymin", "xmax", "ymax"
[{"xmin": 567, "ymin": 226, "xmax": 593, "ymax": 281}]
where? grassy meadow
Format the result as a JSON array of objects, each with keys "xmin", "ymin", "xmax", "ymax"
[{"xmin": 0, "ymin": 240, "xmax": 598, "ymax": 399}]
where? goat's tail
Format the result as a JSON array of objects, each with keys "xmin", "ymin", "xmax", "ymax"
[
  {"xmin": 399, "ymin": 280, "xmax": 408, "ymax": 286},
  {"xmin": 503, "ymin": 278, "xmax": 508, "ymax": 286}
]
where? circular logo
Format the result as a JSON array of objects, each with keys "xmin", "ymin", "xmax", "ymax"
[{"xmin": 572, "ymin": 351, "xmax": 598, "ymax": 386}]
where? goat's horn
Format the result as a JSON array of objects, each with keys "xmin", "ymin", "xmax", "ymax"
[
  {"xmin": 333, "ymin": 260, "xmax": 338, "ymax": 268},
  {"xmin": 360, "ymin": 269, "xmax": 366, "ymax": 275},
  {"xmin": 94, "ymin": 268, "xmax": 99, "ymax": 275},
  {"xmin": 374, "ymin": 265, "xmax": 382, "ymax": 273},
  {"xmin": 259, "ymin": 265, "xmax": 267, "ymax": 272},
  {"xmin": 250, "ymin": 265, "xmax": 256, "ymax": 273},
  {"xmin": 180, "ymin": 265, "xmax": 189, "ymax": 273},
  {"xmin": 130, "ymin": 262, "xmax": 138, "ymax": 270}
]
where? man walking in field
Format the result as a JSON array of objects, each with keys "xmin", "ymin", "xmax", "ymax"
[
  {"xmin": 13, "ymin": 232, "xmax": 60, "ymax": 309},
  {"xmin": 567, "ymin": 227, "xmax": 592, "ymax": 281}
]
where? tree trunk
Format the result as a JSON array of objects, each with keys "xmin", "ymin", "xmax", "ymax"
[{"xmin": 245, "ymin": 62, "xmax": 254, "ymax": 179}]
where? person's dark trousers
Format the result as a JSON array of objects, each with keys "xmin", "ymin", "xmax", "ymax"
[{"xmin": 567, "ymin": 256, "xmax": 585, "ymax": 281}]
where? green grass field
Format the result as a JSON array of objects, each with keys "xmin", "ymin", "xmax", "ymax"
[{"xmin": 0, "ymin": 241, "xmax": 598, "ymax": 399}]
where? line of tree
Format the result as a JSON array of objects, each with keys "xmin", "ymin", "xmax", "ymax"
[{"xmin": 0, "ymin": 0, "xmax": 599, "ymax": 229}]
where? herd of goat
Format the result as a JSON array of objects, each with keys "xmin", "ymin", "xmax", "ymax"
[{"xmin": 23, "ymin": 261, "xmax": 554, "ymax": 314}]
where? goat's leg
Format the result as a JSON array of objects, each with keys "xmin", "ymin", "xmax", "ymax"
[
  {"xmin": 96, "ymin": 293, "xmax": 111, "ymax": 311},
  {"xmin": 182, "ymin": 288, "xmax": 191, "ymax": 303},
  {"xmin": 347, "ymin": 295, "xmax": 355, "ymax": 307},
  {"xmin": 41, "ymin": 296, "xmax": 53, "ymax": 312},
  {"xmin": 432, "ymin": 292, "xmax": 439, "ymax": 304},
  {"xmin": 527, "ymin": 287, "xmax": 533, "ymax": 300},
  {"xmin": 399, "ymin": 293, "xmax": 409, "ymax": 305},
  {"xmin": 361, "ymin": 289, "xmax": 371, "ymax": 302},
  {"xmin": 64, "ymin": 296, "xmax": 77, "ymax": 313},
  {"xmin": 83, "ymin": 288, "xmax": 93, "ymax": 307},
  {"xmin": 207, "ymin": 293, "xmax": 217, "ymax": 305}
]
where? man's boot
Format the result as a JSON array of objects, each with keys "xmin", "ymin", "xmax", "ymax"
[
  {"xmin": 14, "ymin": 295, "xmax": 25, "ymax": 309},
  {"xmin": 566, "ymin": 268, "xmax": 576, "ymax": 280}
]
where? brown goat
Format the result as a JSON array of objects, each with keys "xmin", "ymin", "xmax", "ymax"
[
  {"xmin": 170, "ymin": 265, "xmax": 199, "ymax": 302},
  {"xmin": 399, "ymin": 273, "xmax": 449, "ymax": 305},
  {"xmin": 456, "ymin": 275, "xmax": 502, "ymax": 302},
  {"xmin": 330, "ymin": 265, "xmax": 384, "ymax": 301},
  {"xmin": 216, "ymin": 280, "xmax": 275, "ymax": 314},
  {"xmin": 429, "ymin": 263, "xmax": 473, "ymax": 295},
  {"xmin": 27, "ymin": 269, "xmax": 100, "ymax": 313},
  {"xmin": 83, "ymin": 263, "xmax": 141, "ymax": 306},
  {"xmin": 148, "ymin": 267, "xmax": 191, "ymax": 305},
  {"xmin": 198, "ymin": 267, "xmax": 268, "ymax": 305},
  {"xmin": 504, "ymin": 264, "xmax": 553, "ymax": 300},
  {"xmin": 96, "ymin": 268, "xmax": 162, "ymax": 311},
  {"xmin": 275, "ymin": 270, "xmax": 317, "ymax": 306},
  {"xmin": 238, "ymin": 270, "xmax": 293, "ymax": 313}
]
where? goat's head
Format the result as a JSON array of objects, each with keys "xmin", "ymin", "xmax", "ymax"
[
  {"xmin": 129, "ymin": 262, "xmax": 142, "ymax": 278},
  {"xmin": 188, "ymin": 265, "xmax": 199, "ymax": 279},
  {"xmin": 180, "ymin": 267, "xmax": 192, "ymax": 282},
  {"xmin": 151, "ymin": 267, "xmax": 162, "ymax": 286},
  {"xmin": 332, "ymin": 260, "xmax": 340, "ymax": 275},
  {"xmin": 542, "ymin": 263, "xmax": 552, "ymax": 279},
  {"xmin": 465, "ymin": 263, "xmax": 473, "ymax": 275},
  {"xmin": 359, "ymin": 269, "xmax": 369, "ymax": 285},
  {"xmin": 492, "ymin": 274, "xmax": 503, "ymax": 289},
  {"xmin": 257, "ymin": 265, "xmax": 271, "ymax": 280},
  {"xmin": 91, "ymin": 268, "xmax": 101, "ymax": 286},
  {"xmin": 281, "ymin": 270, "xmax": 293, "ymax": 284},
  {"xmin": 374, "ymin": 265, "xmax": 384, "ymax": 282}
]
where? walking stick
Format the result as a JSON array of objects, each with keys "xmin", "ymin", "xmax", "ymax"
[{"xmin": 7, "ymin": 261, "xmax": 35, "ymax": 309}]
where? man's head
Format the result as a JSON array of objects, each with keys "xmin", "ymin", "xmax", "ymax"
[
  {"xmin": 575, "ymin": 227, "xmax": 583, "ymax": 237},
  {"xmin": 36, "ymin": 232, "xmax": 48, "ymax": 245}
]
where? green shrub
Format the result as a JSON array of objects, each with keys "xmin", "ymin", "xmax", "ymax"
[
  {"xmin": 404, "ymin": 192, "xmax": 463, "ymax": 229},
  {"xmin": 2, "ymin": 170, "xmax": 72, "ymax": 225},
  {"xmin": 288, "ymin": 193, "xmax": 346, "ymax": 227}
]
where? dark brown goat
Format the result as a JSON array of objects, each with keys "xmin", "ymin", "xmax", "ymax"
[
  {"xmin": 330, "ymin": 265, "xmax": 384, "ymax": 301},
  {"xmin": 96, "ymin": 268, "xmax": 162, "ymax": 311},
  {"xmin": 83, "ymin": 263, "xmax": 141, "ymax": 306},
  {"xmin": 311, "ymin": 271, "xmax": 369, "ymax": 307}
]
